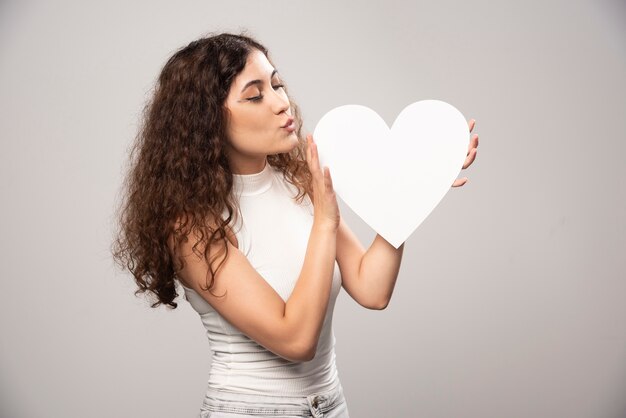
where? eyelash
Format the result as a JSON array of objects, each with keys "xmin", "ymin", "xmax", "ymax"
[{"xmin": 247, "ymin": 84, "xmax": 285, "ymax": 102}]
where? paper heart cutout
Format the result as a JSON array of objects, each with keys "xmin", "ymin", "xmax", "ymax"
[{"xmin": 313, "ymin": 100, "xmax": 469, "ymax": 248}]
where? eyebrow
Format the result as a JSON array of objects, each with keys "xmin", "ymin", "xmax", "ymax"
[{"xmin": 240, "ymin": 69, "xmax": 279, "ymax": 93}]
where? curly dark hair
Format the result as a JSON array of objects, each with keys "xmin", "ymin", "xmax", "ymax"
[{"xmin": 111, "ymin": 31, "xmax": 313, "ymax": 309}]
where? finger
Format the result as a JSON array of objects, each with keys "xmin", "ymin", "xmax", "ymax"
[
  {"xmin": 468, "ymin": 118, "xmax": 476, "ymax": 132},
  {"xmin": 313, "ymin": 142, "xmax": 323, "ymax": 174},
  {"xmin": 306, "ymin": 135, "xmax": 312, "ymax": 164},
  {"xmin": 463, "ymin": 148, "xmax": 477, "ymax": 169},
  {"xmin": 309, "ymin": 143, "xmax": 324, "ymax": 187},
  {"xmin": 306, "ymin": 135, "xmax": 318, "ymax": 172},
  {"xmin": 307, "ymin": 138, "xmax": 322, "ymax": 186},
  {"xmin": 324, "ymin": 166, "xmax": 334, "ymax": 191},
  {"xmin": 451, "ymin": 177, "xmax": 468, "ymax": 187},
  {"xmin": 467, "ymin": 134, "xmax": 479, "ymax": 154}
]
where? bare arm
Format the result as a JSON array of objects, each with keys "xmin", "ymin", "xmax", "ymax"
[
  {"xmin": 173, "ymin": 134, "xmax": 339, "ymax": 362},
  {"xmin": 171, "ymin": 221, "xmax": 337, "ymax": 363},
  {"xmin": 284, "ymin": 223, "xmax": 337, "ymax": 358},
  {"xmin": 336, "ymin": 217, "xmax": 404, "ymax": 310},
  {"xmin": 358, "ymin": 234, "xmax": 404, "ymax": 309}
]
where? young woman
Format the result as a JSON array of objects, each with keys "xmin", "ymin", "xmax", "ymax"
[{"xmin": 112, "ymin": 31, "xmax": 478, "ymax": 418}]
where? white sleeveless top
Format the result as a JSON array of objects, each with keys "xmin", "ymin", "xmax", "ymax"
[{"xmin": 180, "ymin": 161, "xmax": 343, "ymax": 396}]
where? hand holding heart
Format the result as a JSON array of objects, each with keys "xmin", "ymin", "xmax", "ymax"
[
  {"xmin": 305, "ymin": 133, "xmax": 340, "ymax": 232},
  {"xmin": 311, "ymin": 100, "xmax": 479, "ymax": 248},
  {"xmin": 451, "ymin": 118, "xmax": 480, "ymax": 187}
]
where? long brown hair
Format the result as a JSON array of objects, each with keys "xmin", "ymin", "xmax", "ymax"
[{"xmin": 111, "ymin": 31, "xmax": 313, "ymax": 309}]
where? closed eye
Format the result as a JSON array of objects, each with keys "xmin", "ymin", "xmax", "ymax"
[{"xmin": 247, "ymin": 84, "xmax": 285, "ymax": 102}]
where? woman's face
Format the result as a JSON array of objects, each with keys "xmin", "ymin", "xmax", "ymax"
[{"xmin": 223, "ymin": 49, "xmax": 299, "ymax": 174}]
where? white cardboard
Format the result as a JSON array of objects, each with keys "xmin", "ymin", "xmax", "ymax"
[{"xmin": 313, "ymin": 100, "xmax": 469, "ymax": 248}]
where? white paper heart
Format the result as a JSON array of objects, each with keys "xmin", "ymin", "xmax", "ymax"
[{"xmin": 313, "ymin": 100, "xmax": 469, "ymax": 249}]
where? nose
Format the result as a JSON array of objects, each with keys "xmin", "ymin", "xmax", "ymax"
[{"xmin": 270, "ymin": 88, "xmax": 290, "ymax": 115}]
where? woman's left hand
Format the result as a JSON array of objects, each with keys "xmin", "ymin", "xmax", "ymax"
[{"xmin": 451, "ymin": 118, "xmax": 479, "ymax": 187}]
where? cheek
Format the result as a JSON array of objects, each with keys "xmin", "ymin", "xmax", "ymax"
[
  {"xmin": 227, "ymin": 111, "xmax": 276, "ymax": 152},
  {"xmin": 230, "ymin": 108, "xmax": 267, "ymax": 134}
]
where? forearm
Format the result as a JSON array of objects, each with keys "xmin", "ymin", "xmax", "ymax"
[
  {"xmin": 359, "ymin": 234, "xmax": 405, "ymax": 308},
  {"xmin": 284, "ymin": 223, "xmax": 337, "ymax": 354}
]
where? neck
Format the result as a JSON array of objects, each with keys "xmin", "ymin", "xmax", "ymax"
[{"xmin": 230, "ymin": 156, "xmax": 268, "ymax": 175}]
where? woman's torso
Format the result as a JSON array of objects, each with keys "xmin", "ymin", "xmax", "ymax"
[{"xmin": 180, "ymin": 162, "xmax": 343, "ymax": 396}]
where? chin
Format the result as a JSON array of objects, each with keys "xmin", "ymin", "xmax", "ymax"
[{"xmin": 273, "ymin": 135, "xmax": 299, "ymax": 155}]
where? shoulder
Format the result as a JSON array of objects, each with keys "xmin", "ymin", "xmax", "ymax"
[
  {"xmin": 168, "ymin": 214, "xmax": 239, "ymax": 254},
  {"xmin": 168, "ymin": 214, "xmax": 241, "ymax": 288}
]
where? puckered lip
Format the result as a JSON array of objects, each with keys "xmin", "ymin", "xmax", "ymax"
[{"xmin": 281, "ymin": 117, "xmax": 294, "ymax": 128}]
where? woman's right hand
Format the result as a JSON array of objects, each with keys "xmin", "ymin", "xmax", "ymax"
[{"xmin": 306, "ymin": 134, "xmax": 340, "ymax": 231}]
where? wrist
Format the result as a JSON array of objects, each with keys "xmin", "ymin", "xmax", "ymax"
[{"xmin": 313, "ymin": 221, "xmax": 338, "ymax": 234}]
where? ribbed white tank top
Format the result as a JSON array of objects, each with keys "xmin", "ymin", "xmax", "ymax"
[{"xmin": 180, "ymin": 160, "xmax": 343, "ymax": 396}]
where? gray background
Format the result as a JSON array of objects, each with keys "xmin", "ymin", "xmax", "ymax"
[{"xmin": 1, "ymin": 0, "xmax": 625, "ymax": 417}]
